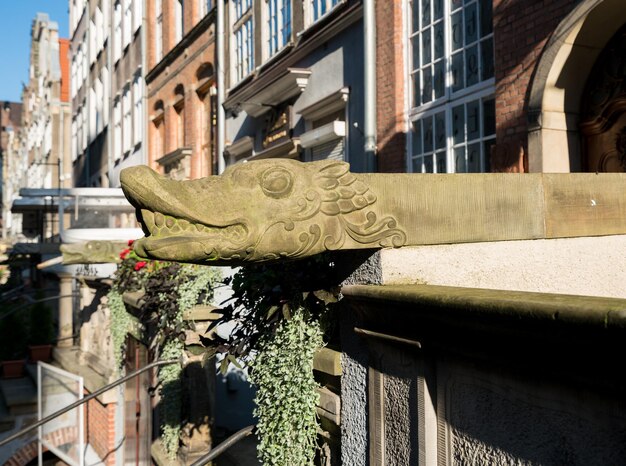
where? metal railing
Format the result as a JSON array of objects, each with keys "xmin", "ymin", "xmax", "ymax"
[
  {"xmin": 0, "ymin": 358, "xmax": 179, "ymax": 447},
  {"xmin": 189, "ymin": 425, "xmax": 256, "ymax": 466}
]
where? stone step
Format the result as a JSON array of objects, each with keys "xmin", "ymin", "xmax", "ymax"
[
  {"xmin": 0, "ymin": 396, "xmax": 14, "ymax": 433},
  {"xmin": 0, "ymin": 376, "xmax": 37, "ymax": 416}
]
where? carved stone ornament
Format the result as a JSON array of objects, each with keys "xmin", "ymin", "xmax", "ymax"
[
  {"xmin": 61, "ymin": 240, "xmax": 129, "ymax": 265},
  {"xmin": 120, "ymin": 159, "xmax": 407, "ymax": 265}
]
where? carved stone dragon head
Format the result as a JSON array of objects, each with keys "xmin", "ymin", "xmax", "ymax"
[{"xmin": 120, "ymin": 159, "xmax": 405, "ymax": 265}]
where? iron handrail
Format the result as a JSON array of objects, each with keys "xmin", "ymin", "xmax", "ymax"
[
  {"xmin": 0, "ymin": 293, "xmax": 79, "ymax": 322},
  {"xmin": 0, "ymin": 358, "xmax": 179, "ymax": 447},
  {"xmin": 189, "ymin": 425, "xmax": 256, "ymax": 466}
]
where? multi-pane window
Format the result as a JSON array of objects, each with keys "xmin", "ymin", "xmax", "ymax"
[
  {"xmin": 175, "ymin": 0, "xmax": 184, "ymax": 42},
  {"xmin": 113, "ymin": 100, "xmax": 122, "ymax": 161},
  {"xmin": 267, "ymin": 0, "xmax": 291, "ymax": 57},
  {"xmin": 123, "ymin": 88, "xmax": 131, "ymax": 153},
  {"xmin": 123, "ymin": 0, "xmax": 132, "ymax": 48},
  {"xmin": 133, "ymin": 76, "xmax": 143, "ymax": 146},
  {"xmin": 133, "ymin": 0, "xmax": 142, "ymax": 32},
  {"xmin": 408, "ymin": 0, "xmax": 494, "ymax": 173},
  {"xmin": 233, "ymin": 0, "xmax": 253, "ymax": 83},
  {"xmin": 113, "ymin": 2, "xmax": 122, "ymax": 62},
  {"xmin": 311, "ymin": 0, "xmax": 340, "ymax": 23},
  {"xmin": 155, "ymin": 0, "xmax": 163, "ymax": 62},
  {"xmin": 199, "ymin": 0, "xmax": 212, "ymax": 17}
]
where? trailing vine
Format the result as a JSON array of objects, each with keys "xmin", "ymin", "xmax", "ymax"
[
  {"xmin": 201, "ymin": 254, "xmax": 340, "ymax": 465},
  {"xmin": 107, "ymin": 241, "xmax": 221, "ymax": 459},
  {"xmin": 250, "ymin": 308, "xmax": 324, "ymax": 466}
]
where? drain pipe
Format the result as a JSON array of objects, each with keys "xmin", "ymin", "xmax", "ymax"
[
  {"xmin": 216, "ymin": 0, "xmax": 226, "ymax": 174},
  {"xmin": 364, "ymin": 0, "xmax": 377, "ymax": 170}
]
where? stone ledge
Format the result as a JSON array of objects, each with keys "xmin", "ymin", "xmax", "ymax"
[{"xmin": 342, "ymin": 284, "xmax": 626, "ymax": 330}]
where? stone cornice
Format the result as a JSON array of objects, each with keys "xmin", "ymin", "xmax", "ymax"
[
  {"xmin": 225, "ymin": 3, "xmax": 363, "ymax": 102},
  {"xmin": 146, "ymin": 10, "xmax": 216, "ymax": 84}
]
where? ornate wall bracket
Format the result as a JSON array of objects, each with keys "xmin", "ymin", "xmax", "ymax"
[
  {"xmin": 61, "ymin": 240, "xmax": 128, "ymax": 264},
  {"xmin": 120, "ymin": 159, "xmax": 626, "ymax": 266}
]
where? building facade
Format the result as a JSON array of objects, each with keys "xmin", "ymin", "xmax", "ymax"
[
  {"xmin": 0, "ymin": 102, "xmax": 22, "ymax": 239},
  {"xmin": 70, "ymin": 0, "xmax": 146, "ymax": 187},
  {"xmin": 376, "ymin": 0, "xmax": 626, "ymax": 175},
  {"xmin": 146, "ymin": 0, "xmax": 216, "ymax": 180},
  {"xmin": 222, "ymin": 0, "xmax": 371, "ymax": 172}
]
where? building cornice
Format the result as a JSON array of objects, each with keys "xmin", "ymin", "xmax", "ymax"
[
  {"xmin": 146, "ymin": 10, "xmax": 216, "ymax": 84},
  {"xmin": 226, "ymin": 2, "xmax": 363, "ymax": 102}
]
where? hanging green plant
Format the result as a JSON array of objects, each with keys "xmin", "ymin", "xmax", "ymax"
[
  {"xmin": 107, "ymin": 240, "xmax": 221, "ymax": 459},
  {"xmin": 201, "ymin": 254, "xmax": 340, "ymax": 465}
]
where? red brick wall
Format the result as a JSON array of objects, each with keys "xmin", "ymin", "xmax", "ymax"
[
  {"xmin": 147, "ymin": 18, "xmax": 215, "ymax": 178},
  {"xmin": 375, "ymin": 0, "xmax": 406, "ymax": 173},
  {"xmin": 86, "ymin": 395, "xmax": 117, "ymax": 465},
  {"xmin": 492, "ymin": 0, "xmax": 577, "ymax": 172}
]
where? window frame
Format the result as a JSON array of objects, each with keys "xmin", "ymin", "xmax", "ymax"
[
  {"xmin": 406, "ymin": 0, "xmax": 495, "ymax": 174},
  {"xmin": 231, "ymin": 0, "xmax": 254, "ymax": 85},
  {"xmin": 266, "ymin": 0, "xmax": 292, "ymax": 59},
  {"xmin": 155, "ymin": 0, "xmax": 163, "ymax": 62}
]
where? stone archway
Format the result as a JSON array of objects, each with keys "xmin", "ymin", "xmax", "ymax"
[{"xmin": 527, "ymin": 0, "xmax": 626, "ymax": 172}]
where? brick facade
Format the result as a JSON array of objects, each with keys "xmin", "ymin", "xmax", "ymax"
[
  {"xmin": 86, "ymin": 395, "xmax": 117, "ymax": 465},
  {"xmin": 374, "ymin": 0, "xmax": 584, "ymax": 173},
  {"xmin": 146, "ymin": 1, "xmax": 216, "ymax": 179},
  {"xmin": 491, "ymin": 0, "xmax": 577, "ymax": 172},
  {"xmin": 375, "ymin": 0, "xmax": 406, "ymax": 173}
]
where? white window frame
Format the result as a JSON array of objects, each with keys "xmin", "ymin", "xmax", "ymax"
[
  {"xmin": 155, "ymin": 0, "xmax": 163, "ymax": 62},
  {"xmin": 113, "ymin": 99, "xmax": 122, "ymax": 161},
  {"xmin": 265, "ymin": 0, "xmax": 292, "ymax": 59},
  {"xmin": 305, "ymin": 0, "xmax": 341, "ymax": 27},
  {"xmin": 123, "ymin": 88, "xmax": 132, "ymax": 154},
  {"xmin": 113, "ymin": 2, "xmax": 122, "ymax": 62},
  {"xmin": 133, "ymin": 0, "xmax": 142, "ymax": 32},
  {"xmin": 175, "ymin": 0, "xmax": 184, "ymax": 42},
  {"xmin": 123, "ymin": 0, "xmax": 132, "ymax": 48},
  {"xmin": 407, "ymin": 0, "xmax": 495, "ymax": 173},
  {"xmin": 231, "ymin": 0, "xmax": 254, "ymax": 85},
  {"xmin": 133, "ymin": 76, "xmax": 143, "ymax": 146}
]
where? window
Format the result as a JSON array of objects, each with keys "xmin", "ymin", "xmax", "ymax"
[
  {"xmin": 155, "ymin": 0, "xmax": 163, "ymax": 62},
  {"xmin": 123, "ymin": 0, "xmax": 132, "ymax": 48},
  {"xmin": 71, "ymin": 119, "xmax": 78, "ymax": 161},
  {"xmin": 175, "ymin": 0, "xmax": 184, "ymax": 42},
  {"xmin": 174, "ymin": 86, "xmax": 185, "ymax": 148},
  {"xmin": 232, "ymin": 0, "xmax": 253, "ymax": 83},
  {"xmin": 113, "ymin": 99, "xmax": 122, "ymax": 161},
  {"xmin": 102, "ymin": 67, "xmax": 110, "ymax": 126},
  {"xmin": 123, "ymin": 88, "xmax": 132, "ymax": 153},
  {"xmin": 133, "ymin": 76, "xmax": 143, "ymax": 146},
  {"xmin": 133, "ymin": 0, "xmax": 142, "ymax": 32},
  {"xmin": 95, "ymin": 7, "xmax": 104, "ymax": 50},
  {"xmin": 89, "ymin": 18, "xmax": 96, "ymax": 63},
  {"xmin": 408, "ymin": 0, "xmax": 494, "ymax": 173},
  {"xmin": 309, "ymin": 0, "xmax": 340, "ymax": 24},
  {"xmin": 95, "ymin": 77, "xmax": 103, "ymax": 133},
  {"xmin": 113, "ymin": 2, "xmax": 122, "ymax": 62},
  {"xmin": 199, "ymin": 0, "xmax": 211, "ymax": 17},
  {"xmin": 267, "ymin": 0, "xmax": 291, "ymax": 57}
]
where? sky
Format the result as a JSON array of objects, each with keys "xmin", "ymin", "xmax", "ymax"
[{"xmin": 0, "ymin": 1, "xmax": 69, "ymax": 102}]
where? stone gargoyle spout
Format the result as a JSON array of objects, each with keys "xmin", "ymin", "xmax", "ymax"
[
  {"xmin": 61, "ymin": 240, "xmax": 128, "ymax": 264},
  {"xmin": 120, "ymin": 159, "xmax": 407, "ymax": 265}
]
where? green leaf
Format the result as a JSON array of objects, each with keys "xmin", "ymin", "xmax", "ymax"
[
  {"xmin": 282, "ymin": 304, "xmax": 291, "ymax": 320},
  {"xmin": 313, "ymin": 289, "xmax": 338, "ymax": 304},
  {"xmin": 266, "ymin": 305, "xmax": 279, "ymax": 320}
]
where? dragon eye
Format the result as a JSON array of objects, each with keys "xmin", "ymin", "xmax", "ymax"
[{"xmin": 260, "ymin": 167, "xmax": 294, "ymax": 198}]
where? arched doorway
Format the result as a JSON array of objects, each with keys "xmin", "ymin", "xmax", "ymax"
[
  {"xmin": 580, "ymin": 24, "xmax": 626, "ymax": 172},
  {"xmin": 526, "ymin": 0, "xmax": 626, "ymax": 172}
]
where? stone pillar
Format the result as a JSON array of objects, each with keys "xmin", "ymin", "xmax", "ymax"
[{"xmin": 57, "ymin": 273, "xmax": 74, "ymax": 348}]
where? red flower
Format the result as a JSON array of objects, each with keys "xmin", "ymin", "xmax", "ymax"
[
  {"xmin": 134, "ymin": 261, "xmax": 147, "ymax": 271},
  {"xmin": 128, "ymin": 239, "xmax": 135, "ymax": 247},
  {"xmin": 119, "ymin": 248, "xmax": 131, "ymax": 260}
]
